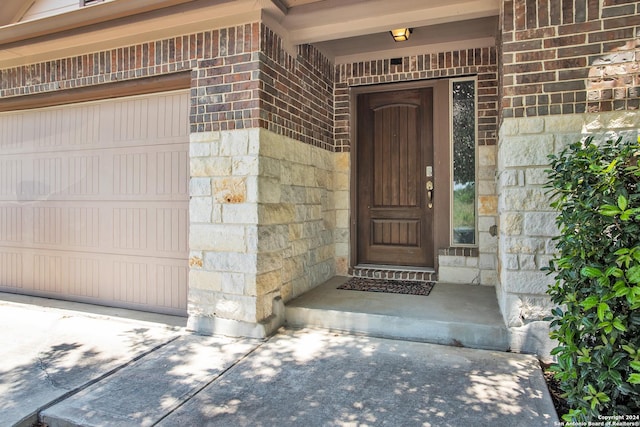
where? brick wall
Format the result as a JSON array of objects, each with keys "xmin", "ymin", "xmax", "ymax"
[
  {"xmin": 502, "ymin": 0, "xmax": 640, "ymax": 118},
  {"xmin": 0, "ymin": 22, "xmax": 334, "ymax": 152},
  {"xmin": 259, "ymin": 26, "xmax": 334, "ymax": 151},
  {"xmin": 335, "ymin": 48, "xmax": 499, "ymax": 152}
]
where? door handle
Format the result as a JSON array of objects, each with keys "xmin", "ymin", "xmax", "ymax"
[{"xmin": 426, "ymin": 180, "xmax": 433, "ymax": 209}]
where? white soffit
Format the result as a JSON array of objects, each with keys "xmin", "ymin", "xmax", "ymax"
[{"xmin": 278, "ymin": 0, "xmax": 500, "ymax": 45}]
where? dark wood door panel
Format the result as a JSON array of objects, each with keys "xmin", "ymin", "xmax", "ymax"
[{"xmin": 357, "ymin": 87, "xmax": 434, "ymax": 267}]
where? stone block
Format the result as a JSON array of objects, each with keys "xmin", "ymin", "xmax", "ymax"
[
  {"xmin": 258, "ymin": 203, "xmax": 295, "ymax": 225},
  {"xmin": 221, "ymin": 273, "xmax": 251, "ymax": 295},
  {"xmin": 500, "ymin": 188, "xmax": 552, "ymax": 211},
  {"xmin": 524, "ymin": 212, "xmax": 558, "ymax": 237},
  {"xmin": 291, "ymin": 163, "xmax": 315, "ymax": 188},
  {"xmin": 213, "ymin": 177, "xmax": 246, "ymax": 203},
  {"xmin": 479, "ymin": 253, "xmax": 496, "ymax": 269},
  {"xmin": 245, "ymin": 176, "xmax": 259, "ymax": 204},
  {"xmin": 504, "ymin": 254, "xmax": 519, "ymax": 270},
  {"xmin": 499, "ymin": 118, "xmax": 519, "ymax": 137},
  {"xmin": 584, "ymin": 114, "xmax": 604, "ymax": 132},
  {"xmin": 334, "ymin": 152, "xmax": 350, "ymax": 172},
  {"xmin": 335, "ymin": 242, "xmax": 349, "ymax": 258},
  {"xmin": 519, "ymin": 254, "xmax": 537, "ymax": 270},
  {"xmin": 477, "ymin": 216, "xmax": 496, "ymax": 233},
  {"xmin": 220, "ymin": 129, "xmax": 250, "ymax": 156},
  {"xmin": 479, "ymin": 231, "xmax": 498, "ymax": 253},
  {"xmin": 314, "ymin": 168, "xmax": 331, "ymax": 189},
  {"xmin": 502, "ymin": 270, "xmax": 553, "ymax": 295},
  {"xmin": 257, "ymin": 251, "xmax": 283, "ymax": 274},
  {"xmin": 256, "ymin": 270, "xmax": 282, "ymax": 296},
  {"xmin": 283, "ymin": 140, "xmax": 311, "ymax": 165},
  {"xmin": 190, "ymin": 142, "xmax": 211, "ymax": 158},
  {"xmin": 189, "ymin": 224, "xmax": 246, "ymax": 252},
  {"xmin": 502, "ymin": 236, "xmax": 546, "ymax": 254},
  {"xmin": 189, "ymin": 131, "xmax": 220, "ymax": 144},
  {"xmin": 477, "ymin": 180, "xmax": 496, "ymax": 196},
  {"xmin": 212, "ymin": 204, "xmax": 223, "ymax": 223},
  {"xmin": 500, "ymin": 135, "xmax": 554, "ymax": 168},
  {"xmin": 438, "ymin": 255, "xmax": 466, "ymax": 267},
  {"xmin": 222, "ymin": 203, "xmax": 258, "ymax": 225},
  {"xmin": 189, "ymin": 197, "xmax": 213, "ymax": 223},
  {"xmin": 499, "ymin": 170, "xmax": 519, "ymax": 187},
  {"xmin": 204, "ymin": 252, "xmax": 257, "ymax": 274},
  {"xmin": 544, "ymin": 115, "xmax": 584, "ymax": 134},
  {"xmin": 480, "ymin": 269, "xmax": 498, "ymax": 286},
  {"xmin": 524, "ymin": 168, "xmax": 548, "ymax": 186},
  {"xmin": 509, "ymin": 321, "xmax": 556, "ymax": 361},
  {"xmin": 518, "ymin": 117, "xmax": 545, "ymax": 134},
  {"xmin": 191, "ymin": 157, "xmax": 232, "ymax": 177},
  {"xmin": 189, "ymin": 178, "xmax": 211, "ymax": 196},
  {"xmin": 259, "ymin": 130, "xmax": 285, "ymax": 160},
  {"xmin": 478, "ymin": 145, "xmax": 497, "ymax": 166},
  {"xmin": 502, "ymin": 213, "xmax": 523, "ymax": 236},
  {"xmin": 606, "ymin": 111, "xmax": 640, "ymax": 129},
  {"xmin": 188, "ymin": 270, "xmax": 222, "ymax": 291},
  {"xmin": 255, "ymin": 225, "xmax": 288, "ymax": 252},
  {"xmin": 478, "ymin": 196, "xmax": 498, "ymax": 215},
  {"xmin": 336, "ymin": 210, "xmax": 350, "ymax": 229},
  {"xmin": 336, "ymin": 256, "xmax": 348, "ymax": 275},
  {"xmin": 438, "ymin": 266, "xmax": 480, "ymax": 284},
  {"xmin": 259, "ymin": 157, "xmax": 281, "ymax": 178},
  {"xmin": 232, "ymin": 156, "xmax": 259, "ymax": 176}
]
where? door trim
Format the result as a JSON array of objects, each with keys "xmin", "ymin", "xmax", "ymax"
[
  {"xmin": 350, "ymin": 79, "xmax": 451, "ymax": 271},
  {"xmin": 0, "ymin": 71, "xmax": 191, "ymax": 112}
]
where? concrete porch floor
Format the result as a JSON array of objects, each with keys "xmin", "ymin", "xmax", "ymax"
[{"xmin": 285, "ymin": 276, "xmax": 510, "ymax": 352}]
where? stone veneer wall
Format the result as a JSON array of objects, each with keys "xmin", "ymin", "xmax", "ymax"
[
  {"xmin": 499, "ymin": 113, "xmax": 639, "ymax": 355},
  {"xmin": 335, "ymin": 49, "xmax": 500, "ymax": 285},
  {"xmin": 188, "ymin": 128, "xmax": 341, "ymax": 337},
  {"xmin": 499, "ymin": 0, "xmax": 640, "ymax": 357}
]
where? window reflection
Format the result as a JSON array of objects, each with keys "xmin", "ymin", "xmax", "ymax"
[{"xmin": 452, "ymin": 80, "xmax": 476, "ymax": 245}]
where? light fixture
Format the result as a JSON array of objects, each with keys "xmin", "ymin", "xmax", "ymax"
[{"xmin": 390, "ymin": 28, "xmax": 412, "ymax": 42}]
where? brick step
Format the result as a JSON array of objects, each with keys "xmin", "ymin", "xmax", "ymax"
[{"xmin": 349, "ymin": 264, "xmax": 437, "ymax": 282}]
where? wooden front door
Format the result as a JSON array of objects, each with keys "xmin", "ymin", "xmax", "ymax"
[{"xmin": 356, "ymin": 87, "xmax": 434, "ymax": 267}]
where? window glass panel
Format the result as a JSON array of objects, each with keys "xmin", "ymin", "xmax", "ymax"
[{"xmin": 452, "ymin": 80, "xmax": 476, "ymax": 245}]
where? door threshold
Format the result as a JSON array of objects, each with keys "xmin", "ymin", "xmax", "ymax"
[
  {"xmin": 351, "ymin": 265, "xmax": 437, "ymax": 282},
  {"xmin": 355, "ymin": 264, "xmax": 435, "ymax": 273}
]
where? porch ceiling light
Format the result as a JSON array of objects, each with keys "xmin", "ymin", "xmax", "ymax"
[{"xmin": 390, "ymin": 28, "xmax": 412, "ymax": 42}]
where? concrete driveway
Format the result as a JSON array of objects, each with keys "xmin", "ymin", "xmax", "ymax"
[{"xmin": 0, "ymin": 293, "xmax": 558, "ymax": 426}]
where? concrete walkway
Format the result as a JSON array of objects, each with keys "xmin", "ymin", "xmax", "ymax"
[{"xmin": 0, "ymin": 293, "xmax": 559, "ymax": 427}]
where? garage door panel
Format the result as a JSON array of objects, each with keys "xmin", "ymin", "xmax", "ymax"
[
  {"xmin": 0, "ymin": 243, "xmax": 187, "ymax": 315},
  {"xmin": 0, "ymin": 250, "xmax": 23, "ymax": 288},
  {"xmin": 0, "ymin": 90, "xmax": 189, "ymax": 315},
  {"xmin": 0, "ymin": 201, "xmax": 187, "ymax": 258},
  {"xmin": 0, "ymin": 94, "xmax": 187, "ymax": 156}
]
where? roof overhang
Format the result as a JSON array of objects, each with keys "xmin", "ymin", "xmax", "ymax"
[{"xmin": 0, "ymin": 0, "xmax": 499, "ymax": 68}]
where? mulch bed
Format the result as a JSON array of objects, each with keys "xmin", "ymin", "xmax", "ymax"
[
  {"xmin": 541, "ymin": 361, "xmax": 570, "ymax": 419},
  {"xmin": 337, "ymin": 277, "xmax": 434, "ymax": 296}
]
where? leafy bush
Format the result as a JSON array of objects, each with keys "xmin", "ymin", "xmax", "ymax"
[{"xmin": 545, "ymin": 135, "xmax": 640, "ymax": 422}]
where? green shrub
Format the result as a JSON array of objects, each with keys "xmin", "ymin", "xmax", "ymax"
[{"xmin": 545, "ymin": 135, "xmax": 640, "ymax": 422}]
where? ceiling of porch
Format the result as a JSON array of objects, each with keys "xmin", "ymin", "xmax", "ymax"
[{"xmin": 275, "ymin": 0, "xmax": 499, "ymax": 62}]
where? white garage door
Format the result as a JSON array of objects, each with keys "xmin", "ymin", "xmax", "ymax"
[{"xmin": 0, "ymin": 91, "xmax": 189, "ymax": 316}]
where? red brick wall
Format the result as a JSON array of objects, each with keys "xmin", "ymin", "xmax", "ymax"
[
  {"xmin": 335, "ymin": 48, "xmax": 499, "ymax": 152},
  {"xmin": 258, "ymin": 26, "xmax": 334, "ymax": 150},
  {"xmin": 0, "ymin": 22, "xmax": 334, "ymax": 150},
  {"xmin": 501, "ymin": 0, "xmax": 640, "ymax": 118}
]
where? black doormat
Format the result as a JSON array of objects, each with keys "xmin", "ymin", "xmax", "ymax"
[{"xmin": 337, "ymin": 277, "xmax": 435, "ymax": 296}]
